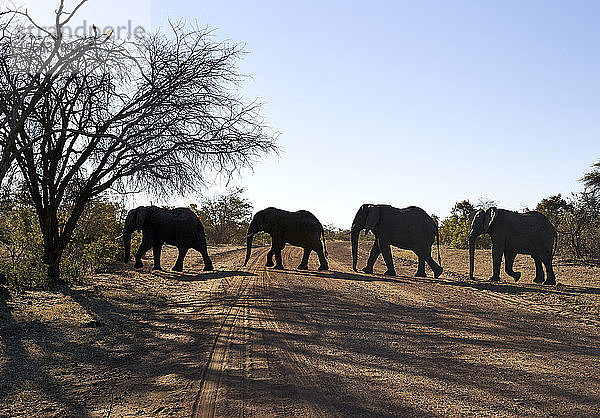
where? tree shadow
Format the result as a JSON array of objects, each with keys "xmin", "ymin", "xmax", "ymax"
[
  {"xmin": 0, "ymin": 292, "xmax": 88, "ymax": 415},
  {"xmin": 298, "ymin": 260, "xmax": 600, "ymax": 298},
  {"xmin": 440, "ymin": 277, "xmax": 600, "ymax": 297},
  {"xmin": 276, "ymin": 267, "xmax": 411, "ymax": 285},
  {"xmin": 156, "ymin": 269, "xmax": 257, "ymax": 282},
  {"xmin": 2, "ymin": 243, "xmax": 600, "ymax": 416},
  {"xmin": 203, "ymin": 272, "xmax": 600, "ymax": 416}
]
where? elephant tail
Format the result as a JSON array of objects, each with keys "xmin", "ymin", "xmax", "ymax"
[
  {"xmin": 321, "ymin": 227, "xmax": 328, "ymax": 258},
  {"xmin": 436, "ymin": 225, "xmax": 441, "ymax": 265},
  {"xmin": 553, "ymin": 229, "xmax": 558, "ymax": 257}
]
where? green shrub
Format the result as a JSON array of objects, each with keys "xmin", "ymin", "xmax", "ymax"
[
  {"xmin": 0, "ymin": 193, "xmax": 127, "ymax": 289},
  {"xmin": 439, "ymin": 200, "xmax": 492, "ymax": 249},
  {"xmin": 323, "ymin": 224, "xmax": 351, "ymax": 241},
  {"xmin": 191, "ymin": 187, "xmax": 253, "ymax": 245},
  {"xmin": 0, "ymin": 201, "xmax": 48, "ymax": 289},
  {"xmin": 63, "ymin": 199, "xmax": 126, "ymax": 282},
  {"xmin": 250, "ymin": 231, "xmax": 271, "ymax": 246},
  {"xmin": 537, "ymin": 191, "xmax": 600, "ymax": 260}
]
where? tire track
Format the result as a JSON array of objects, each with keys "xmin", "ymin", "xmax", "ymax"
[
  {"xmin": 191, "ymin": 246, "xmax": 268, "ymax": 417},
  {"xmin": 252, "ymin": 250, "xmax": 333, "ymax": 416},
  {"xmin": 192, "ymin": 244, "xmax": 600, "ymax": 416},
  {"xmin": 191, "ymin": 246, "xmax": 335, "ymax": 416}
]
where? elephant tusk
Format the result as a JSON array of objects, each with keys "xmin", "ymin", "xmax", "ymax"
[
  {"xmin": 115, "ymin": 234, "xmax": 124, "ymax": 240},
  {"xmin": 246, "ymin": 233, "xmax": 255, "ymax": 238}
]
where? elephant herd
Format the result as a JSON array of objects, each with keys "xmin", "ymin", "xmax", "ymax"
[{"xmin": 122, "ymin": 203, "xmax": 558, "ymax": 285}]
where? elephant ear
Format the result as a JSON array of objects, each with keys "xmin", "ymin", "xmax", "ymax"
[
  {"xmin": 365, "ymin": 205, "xmax": 380, "ymax": 233},
  {"xmin": 261, "ymin": 209, "xmax": 277, "ymax": 231},
  {"xmin": 135, "ymin": 206, "xmax": 148, "ymax": 229},
  {"xmin": 483, "ymin": 207, "xmax": 497, "ymax": 233}
]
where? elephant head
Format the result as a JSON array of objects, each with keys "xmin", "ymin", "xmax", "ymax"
[
  {"xmin": 468, "ymin": 207, "xmax": 496, "ymax": 278},
  {"xmin": 244, "ymin": 208, "xmax": 277, "ymax": 266},
  {"xmin": 350, "ymin": 204, "xmax": 379, "ymax": 272},
  {"xmin": 123, "ymin": 206, "xmax": 148, "ymax": 262}
]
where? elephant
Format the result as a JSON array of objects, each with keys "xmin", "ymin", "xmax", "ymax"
[
  {"xmin": 122, "ymin": 206, "xmax": 213, "ymax": 272},
  {"xmin": 468, "ymin": 207, "xmax": 557, "ymax": 285},
  {"xmin": 244, "ymin": 207, "xmax": 328, "ymax": 271},
  {"xmin": 351, "ymin": 204, "xmax": 443, "ymax": 278}
]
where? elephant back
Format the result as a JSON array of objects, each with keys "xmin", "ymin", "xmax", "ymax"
[
  {"xmin": 169, "ymin": 207, "xmax": 206, "ymax": 234},
  {"xmin": 388, "ymin": 205, "xmax": 438, "ymax": 240},
  {"xmin": 295, "ymin": 210, "xmax": 323, "ymax": 230}
]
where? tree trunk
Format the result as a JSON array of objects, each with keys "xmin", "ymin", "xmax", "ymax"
[
  {"xmin": 46, "ymin": 254, "xmax": 65, "ymax": 287},
  {"xmin": 38, "ymin": 207, "xmax": 68, "ymax": 287}
]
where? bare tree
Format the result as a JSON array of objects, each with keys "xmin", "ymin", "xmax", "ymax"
[
  {"xmin": 4, "ymin": 2, "xmax": 276, "ymax": 284},
  {"xmin": 0, "ymin": 1, "xmax": 107, "ymax": 185}
]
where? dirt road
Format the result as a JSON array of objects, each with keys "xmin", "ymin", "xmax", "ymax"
[{"xmin": 1, "ymin": 242, "xmax": 599, "ymax": 416}]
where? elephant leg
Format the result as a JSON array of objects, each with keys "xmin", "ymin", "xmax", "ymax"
[
  {"xmin": 266, "ymin": 248, "xmax": 275, "ymax": 267},
  {"xmin": 193, "ymin": 238, "xmax": 213, "ymax": 271},
  {"xmin": 533, "ymin": 257, "xmax": 544, "ymax": 283},
  {"xmin": 379, "ymin": 240, "xmax": 396, "ymax": 276},
  {"xmin": 542, "ymin": 256, "xmax": 556, "ymax": 285},
  {"xmin": 298, "ymin": 248, "xmax": 310, "ymax": 270},
  {"xmin": 424, "ymin": 252, "xmax": 443, "ymax": 279},
  {"xmin": 504, "ymin": 250, "xmax": 521, "ymax": 282},
  {"xmin": 415, "ymin": 256, "xmax": 426, "ymax": 277},
  {"xmin": 315, "ymin": 242, "xmax": 329, "ymax": 271},
  {"xmin": 173, "ymin": 247, "xmax": 189, "ymax": 272},
  {"xmin": 152, "ymin": 242, "xmax": 163, "ymax": 270},
  {"xmin": 490, "ymin": 243, "xmax": 502, "ymax": 282},
  {"xmin": 274, "ymin": 242, "xmax": 285, "ymax": 270},
  {"xmin": 135, "ymin": 234, "xmax": 152, "ymax": 269},
  {"xmin": 363, "ymin": 240, "xmax": 380, "ymax": 274}
]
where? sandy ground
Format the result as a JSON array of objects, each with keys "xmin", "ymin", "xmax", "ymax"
[{"xmin": 1, "ymin": 241, "xmax": 599, "ymax": 417}]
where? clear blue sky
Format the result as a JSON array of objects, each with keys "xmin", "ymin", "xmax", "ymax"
[{"xmin": 24, "ymin": 1, "xmax": 600, "ymax": 227}]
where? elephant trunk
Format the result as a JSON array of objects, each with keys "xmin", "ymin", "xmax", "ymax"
[
  {"xmin": 244, "ymin": 234, "xmax": 254, "ymax": 266},
  {"xmin": 468, "ymin": 235, "xmax": 477, "ymax": 279},
  {"xmin": 351, "ymin": 229, "xmax": 360, "ymax": 272},
  {"xmin": 123, "ymin": 233, "xmax": 132, "ymax": 262}
]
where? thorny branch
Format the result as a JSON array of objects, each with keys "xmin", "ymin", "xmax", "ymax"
[{"xmin": 0, "ymin": 2, "xmax": 277, "ymax": 283}]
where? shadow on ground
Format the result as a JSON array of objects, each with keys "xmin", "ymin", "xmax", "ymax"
[
  {"xmin": 1, "ymin": 243, "xmax": 599, "ymax": 416},
  {"xmin": 164, "ymin": 269, "xmax": 256, "ymax": 282},
  {"xmin": 207, "ymin": 263, "xmax": 600, "ymax": 416}
]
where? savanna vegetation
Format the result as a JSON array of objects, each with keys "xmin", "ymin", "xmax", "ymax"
[
  {"xmin": 1, "ymin": 0, "xmax": 600, "ymax": 292},
  {"xmin": 0, "ymin": 3, "xmax": 599, "ymax": 416},
  {"xmin": 3, "ymin": 172, "xmax": 600, "ymax": 289},
  {"xmin": 0, "ymin": 1, "xmax": 275, "ymax": 288},
  {"xmin": 191, "ymin": 188, "xmax": 253, "ymax": 245},
  {"xmin": 439, "ymin": 198, "xmax": 493, "ymax": 249},
  {"xmin": 439, "ymin": 167, "xmax": 600, "ymax": 262},
  {"xmin": 0, "ymin": 187, "xmax": 126, "ymax": 289},
  {"xmin": 0, "ymin": 186, "xmax": 261, "ymax": 289},
  {"xmin": 535, "ymin": 189, "xmax": 600, "ymax": 260}
]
